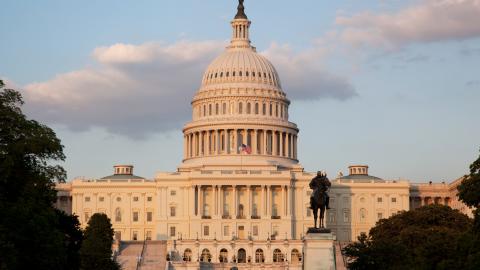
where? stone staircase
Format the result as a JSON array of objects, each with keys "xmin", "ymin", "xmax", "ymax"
[
  {"xmin": 139, "ymin": 241, "xmax": 167, "ymax": 270},
  {"xmin": 116, "ymin": 241, "xmax": 144, "ymax": 270}
]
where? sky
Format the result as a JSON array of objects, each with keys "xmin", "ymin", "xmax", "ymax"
[{"xmin": 1, "ymin": 0, "xmax": 479, "ymax": 182}]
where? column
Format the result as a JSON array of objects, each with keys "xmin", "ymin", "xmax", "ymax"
[
  {"xmin": 285, "ymin": 133, "xmax": 290, "ymax": 158},
  {"xmin": 293, "ymin": 135, "xmax": 297, "ymax": 159},
  {"xmin": 233, "ymin": 130, "xmax": 237, "ymax": 154},
  {"xmin": 233, "ymin": 185, "xmax": 237, "ymax": 217},
  {"xmin": 279, "ymin": 132, "xmax": 284, "ymax": 157},
  {"xmin": 261, "ymin": 185, "xmax": 266, "ymax": 217},
  {"xmin": 272, "ymin": 131, "xmax": 277, "ymax": 156},
  {"xmin": 223, "ymin": 129, "xmax": 228, "ymax": 154},
  {"xmin": 206, "ymin": 131, "xmax": 210, "ymax": 155},
  {"xmin": 281, "ymin": 185, "xmax": 286, "ymax": 216},
  {"xmin": 263, "ymin": 130, "xmax": 267, "ymax": 155},
  {"xmin": 267, "ymin": 186, "xmax": 272, "ymax": 217},
  {"xmin": 287, "ymin": 134, "xmax": 291, "ymax": 158},
  {"xmin": 244, "ymin": 129, "xmax": 247, "ymax": 146},
  {"xmin": 213, "ymin": 185, "xmax": 217, "ymax": 217},
  {"xmin": 253, "ymin": 129, "xmax": 258, "ymax": 154},
  {"xmin": 247, "ymin": 186, "xmax": 252, "ymax": 218},
  {"xmin": 216, "ymin": 130, "xmax": 220, "ymax": 155},
  {"xmin": 195, "ymin": 185, "xmax": 199, "ymax": 217}
]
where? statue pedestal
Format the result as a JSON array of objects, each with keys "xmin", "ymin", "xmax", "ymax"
[{"xmin": 304, "ymin": 229, "xmax": 336, "ymax": 270}]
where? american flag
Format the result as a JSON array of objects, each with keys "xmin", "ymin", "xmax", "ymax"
[{"xmin": 238, "ymin": 144, "xmax": 252, "ymax": 154}]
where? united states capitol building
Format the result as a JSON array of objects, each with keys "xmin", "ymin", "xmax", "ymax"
[{"xmin": 55, "ymin": 2, "xmax": 473, "ymax": 269}]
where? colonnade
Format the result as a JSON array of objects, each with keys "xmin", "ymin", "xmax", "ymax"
[
  {"xmin": 184, "ymin": 129, "xmax": 297, "ymax": 160},
  {"xmin": 192, "ymin": 185, "xmax": 293, "ymax": 219},
  {"xmin": 409, "ymin": 196, "xmax": 451, "ymax": 209}
]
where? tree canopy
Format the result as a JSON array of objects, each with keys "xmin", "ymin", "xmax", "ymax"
[
  {"xmin": 0, "ymin": 80, "xmax": 81, "ymax": 270},
  {"xmin": 80, "ymin": 213, "xmax": 120, "ymax": 270},
  {"xmin": 457, "ymin": 149, "xmax": 480, "ymax": 268},
  {"xmin": 343, "ymin": 205, "xmax": 473, "ymax": 270}
]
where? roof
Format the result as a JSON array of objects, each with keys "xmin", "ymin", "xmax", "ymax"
[
  {"xmin": 338, "ymin": 174, "xmax": 385, "ymax": 183},
  {"xmin": 101, "ymin": 174, "xmax": 144, "ymax": 180}
]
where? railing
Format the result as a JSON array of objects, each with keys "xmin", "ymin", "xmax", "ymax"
[{"xmin": 136, "ymin": 240, "xmax": 146, "ymax": 270}]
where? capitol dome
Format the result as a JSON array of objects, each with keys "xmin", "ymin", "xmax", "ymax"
[{"xmin": 180, "ymin": 1, "xmax": 301, "ymax": 171}]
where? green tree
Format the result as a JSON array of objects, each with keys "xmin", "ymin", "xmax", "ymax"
[
  {"xmin": 457, "ymin": 149, "xmax": 480, "ymax": 269},
  {"xmin": 343, "ymin": 205, "xmax": 473, "ymax": 270},
  {"xmin": 0, "ymin": 80, "xmax": 82, "ymax": 270},
  {"xmin": 80, "ymin": 213, "xmax": 120, "ymax": 270}
]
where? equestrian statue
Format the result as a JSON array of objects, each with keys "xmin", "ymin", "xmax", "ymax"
[{"xmin": 309, "ymin": 171, "xmax": 331, "ymax": 229}]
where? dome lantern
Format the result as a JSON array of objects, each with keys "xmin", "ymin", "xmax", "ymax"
[{"xmin": 229, "ymin": 0, "xmax": 253, "ymax": 51}]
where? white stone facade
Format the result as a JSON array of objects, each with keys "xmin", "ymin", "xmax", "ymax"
[{"xmin": 54, "ymin": 2, "xmax": 474, "ymax": 268}]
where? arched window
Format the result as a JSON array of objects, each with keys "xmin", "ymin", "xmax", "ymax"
[
  {"xmin": 252, "ymin": 71, "xmax": 256, "ymax": 77},
  {"xmin": 115, "ymin": 207, "xmax": 121, "ymax": 222},
  {"xmin": 219, "ymin": 249, "xmax": 228, "ymax": 263},
  {"xmin": 246, "ymin": 71, "xmax": 249, "ymax": 77},
  {"xmin": 275, "ymin": 104, "xmax": 279, "ymax": 117},
  {"xmin": 273, "ymin": 249, "xmax": 284, "ymax": 262},
  {"xmin": 203, "ymin": 105, "xmax": 206, "ymax": 117},
  {"xmin": 255, "ymin": 249, "xmax": 264, "ymax": 263},
  {"xmin": 215, "ymin": 103, "xmax": 219, "ymax": 115},
  {"xmin": 255, "ymin": 103, "xmax": 259, "ymax": 114},
  {"xmin": 201, "ymin": 249, "xmax": 211, "ymax": 262},
  {"xmin": 291, "ymin": 249, "xmax": 301, "ymax": 263},
  {"xmin": 238, "ymin": 204, "xmax": 244, "ymax": 218},
  {"xmin": 183, "ymin": 249, "xmax": 192, "ymax": 262},
  {"xmin": 269, "ymin": 103, "xmax": 273, "ymax": 116},
  {"xmin": 209, "ymin": 104, "xmax": 212, "ymax": 116},
  {"xmin": 239, "ymin": 102, "xmax": 243, "ymax": 114},
  {"xmin": 246, "ymin": 103, "xmax": 251, "ymax": 114},
  {"xmin": 237, "ymin": 248, "xmax": 246, "ymax": 263},
  {"xmin": 223, "ymin": 103, "xmax": 227, "ymax": 114},
  {"xmin": 262, "ymin": 103, "xmax": 266, "ymax": 115},
  {"xmin": 239, "ymin": 71, "xmax": 243, "ymax": 77}
]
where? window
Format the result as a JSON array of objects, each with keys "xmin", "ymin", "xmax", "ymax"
[
  {"xmin": 201, "ymin": 249, "xmax": 211, "ymax": 262},
  {"xmin": 253, "ymin": 225, "xmax": 258, "ymax": 236},
  {"xmin": 85, "ymin": 197, "xmax": 90, "ymax": 202},
  {"xmin": 306, "ymin": 207, "xmax": 311, "ymax": 217},
  {"xmin": 247, "ymin": 103, "xmax": 251, "ymax": 114},
  {"xmin": 360, "ymin": 197, "xmax": 365, "ymax": 203},
  {"xmin": 115, "ymin": 231, "xmax": 122, "ymax": 241},
  {"xmin": 99, "ymin": 196, "xmax": 104, "ymax": 202},
  {"xmin": 343, "ymin": 210, "xmax": 350, "ymax": 222},
  {"xmin": 147, "ymin": 196, "xmax": 152, "ymax": 202},
  {"xmin": 391, "ymin": 197, "xmax": 397, "ymax": 203},
  {"xmin": 183, "ymin": 249, "xmax": 192, "ymax": 262},
  {"xmin": 115, "ymin": 208, "xmax": 122, "ymax": 222},
  {"xmin": 133, "ymin": 196, "xmax": 139, "ymax": 202},
  {"xmin": 239, "ymin": 102, "xmax": 243, "ymax": 114},
  {"xmin": 170, "ymin": 190, "xmax": 176, "ymax": 196},
  {"xmin": 203, "ymin": 225, "xmax": 209, "ymax": 236},
  {"xmin": 377, "ymin": 197, "xmax": 383, "ymax": 203},
  {"xmin": 223, "ymin": 225, "xmax": 229, "ymax": 236},
  {"xmin": 262, "ymin": 103, "xmax": 266, "ymax": 115},
  {"xmin": 255, "ymin": 249, "xmax": 264, "ymax": 263},
  {"xmin": 209, "ymin": 104, "xmax": 212, "ymax": 115},
  {"xmin": 170, "ymin": 206, "xmax": 176, "ymax": 217},
  {"xmin": 84, "ymin": 212, "xmax": 90, "ymax": 222},
  {"xmin": 273, "ymin": 249, "xmax": 284, "ymax": 262},
  {"xmin": 133, "ymin": 211, "xmax": 139, "ymax": 222},
  {"xmin": 328, "ymin": 211, "xmax": 336, "ymax": 223},
  {"xmin": 219, "ymin": 249, "xmax": 228, "ymax": 263},
  {"xmin": 291, "ymin": 249, "xmax": 301, "ymax": 263},
  {"xmin": 377, "ymin": 212, "xmax": 383, "ymax": 220},
  {"xmin": 146, "ymin": 231, "xmax": 152, "ymax": 240},
  {"xmin": 147, "ymin": 211, "xmax": 153, "ymax": 222},
  {"xmin": 269, "ymin": 103, "xmax": 273, "ymax": 116},
  {"xmin": 223, "ymin": 103, "xmax": 227, "ymax": 114},
  {"xmin": 116, "ymin": 197, "xmax": 121, "ymax": 202},
  {"xmin": 132, "ymin": 231, "xmax": 138, "ymax": 241},
  {"xmin": 170, "ymin": 226, "xmax": 176, "ymax": 237},
  {"xmin": 215, "ymin": 103, "xmax": 219, "ymax": 115},
  {"xmin": 255, "ymin": 103, "xmax": 259, "ymax": 114}
]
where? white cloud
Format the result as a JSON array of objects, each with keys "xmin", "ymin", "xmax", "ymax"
[
  {"xmin": 336, "ymin": 0, "xmax": 480, "ymax": 50},
  {"xmin": 22, "ymin": 40, "xmax": 356, "ymax": 139}
]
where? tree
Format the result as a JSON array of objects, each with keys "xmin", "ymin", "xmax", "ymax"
[
  {"xmin": 457, "ymin": 149, "xmax": 480, "ymax": 269},
  {"xmin": 343, "ymin": 205, "xmax": 473, "ymax": 270},
  {"xmin": 80, "ymin": 213, "xmax": 120, "ymax": 270},
  {"xmin": 0, "ymin": 80, "xmax": 81, "ymax": 270}
]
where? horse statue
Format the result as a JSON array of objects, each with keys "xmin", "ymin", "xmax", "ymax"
[{"xmin": 309, "ymin": 171, "xmax": 331, "ymax": 229}]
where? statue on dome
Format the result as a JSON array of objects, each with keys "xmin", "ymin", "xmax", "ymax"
[
  {"xmin": 309, "ymin": 171, "xmax": 331, "ymax": 229},
  {"xmin": 235, "ymin": 0, "xmax": 248, "ymax": 19}
]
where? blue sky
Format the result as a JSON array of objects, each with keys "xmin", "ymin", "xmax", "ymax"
[{"xmin": 1, "ymin": 0, "xmax": 479, "ymax": 182}]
